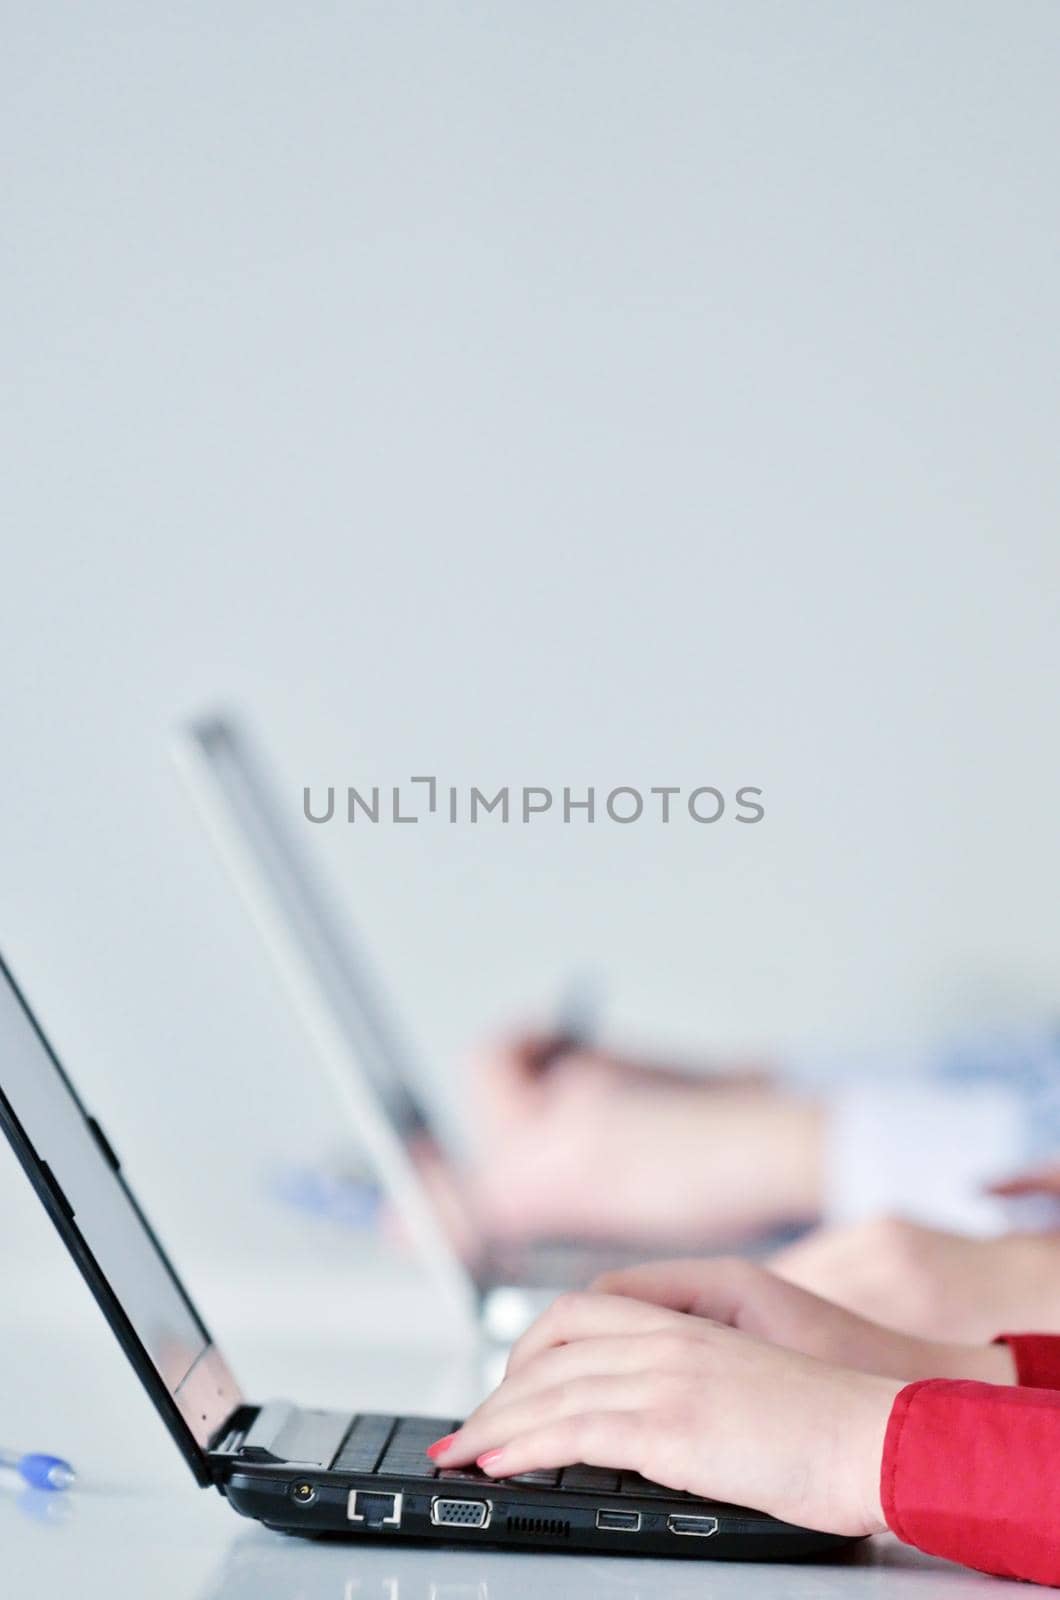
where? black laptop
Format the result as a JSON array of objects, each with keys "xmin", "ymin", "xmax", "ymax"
[{"xmin": 0, "ymin": 951, "xmax": 852, "ymax": 1561}]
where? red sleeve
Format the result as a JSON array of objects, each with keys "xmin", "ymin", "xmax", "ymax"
[
  {"xmin": 997, "ymin": 1332, "xmax": 1060, "ymax": 1388},
  {"xmin": 882, "ymin": 1378, "xmax": 1060, "ymax": 1584}
]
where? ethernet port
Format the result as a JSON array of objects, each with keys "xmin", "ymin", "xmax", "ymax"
[{"xmin": 347, "ymin": 1490, "xmax": 403, "ymax": 1528}]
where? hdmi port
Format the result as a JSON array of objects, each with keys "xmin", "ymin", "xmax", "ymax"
[
  {"xmin": 596, "ymin": 1509, "xmax": 641, "ymax": 1532},
  {"xmin": 667, "ymin": 1513, "xmax": 719, "ymax": 1537}
]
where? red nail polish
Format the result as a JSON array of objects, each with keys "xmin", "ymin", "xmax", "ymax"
[
  {"xmin": 426, "ymin": 1433, "xmax": 456, "ymax": 1459},
  {"xmin": 477, "ymin": 1449, "xmax": 504, "ymax": 1471}
]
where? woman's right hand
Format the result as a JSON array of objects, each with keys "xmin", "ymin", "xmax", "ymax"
[{"xmin": 429, "ymin": 1284, "xmax": 905, "ymax": 1536}]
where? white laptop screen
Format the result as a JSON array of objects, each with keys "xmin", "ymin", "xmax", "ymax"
[{"xmin": 181, "ymin": 718, "xmax": 431, "ymax": 1143}]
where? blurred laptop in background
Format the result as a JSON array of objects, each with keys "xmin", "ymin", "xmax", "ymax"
[{"xmin": 173, "ymin": 716, "xmax": 800, "ymax": 1344}]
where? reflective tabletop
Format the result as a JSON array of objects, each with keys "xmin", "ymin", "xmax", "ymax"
[{"xmin": 0, "ymin": 1258, "xmax": 1022, "ymax": 1600}]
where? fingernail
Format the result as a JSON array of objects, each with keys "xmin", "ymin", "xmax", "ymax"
[
  {"xmin": 477, "ymin": 1449, "xmax": 505, "ymax": 1471},
  {"xmin": 426, "ymin": 1433, "xmax": 457, "ymax": 1459}
]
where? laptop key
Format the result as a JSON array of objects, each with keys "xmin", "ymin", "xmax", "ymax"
[
  {"xmin": 393, "ymin": 1417, "xmax": 458, "ymax": 1439},
  {"xmin": 619, "ymin": 1472, "xmax": 680, "ymax": 1498},
  {"xmin": 358, "ymin": 1415, "xmax": 458, "ymax": 1479},
  {"xmin": 377, "ymin": 1456, "xmax": 438, "ymax": 1478},
  {"xmin": 506, "ymin": 1469, "xmax": 560, "ymax": 1487},
  {"xmin": 560, "ymin": 1466, "xmax": 620, "ymax": 1492},
  {"xmin": 332, "ymin": 1414, "xmax": 396, "ymax": 1473}
]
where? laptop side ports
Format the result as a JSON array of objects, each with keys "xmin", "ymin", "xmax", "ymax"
[
  {"xmin": 347, "ymin": 1490, "xmax": 403, "ymax": 1528},
  {"xmin": 596, "ymin": 1509, "xmax": 641, "ymax": 1532},
  {"xmin": 430, "ymin": 1497, "xmax": 492, "ymax": 1529},
  {"xmin": 667, "ymin": 1512, "xmax": 719, "ymax": 1537}
]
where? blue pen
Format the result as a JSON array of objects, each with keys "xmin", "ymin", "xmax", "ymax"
[{"xmin": 0, "ymin": 1449, "xmax": 76, "ymax": 1490}]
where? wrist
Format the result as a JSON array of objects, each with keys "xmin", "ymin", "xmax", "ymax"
[
  {"xmin": 669, "ymin": 1092, "xmax": 825, "ymax": 1236},
  {"xmin": 852, "ymin": 1374, "xmax": 905, "ymax": 1535},
  {"xmin": 922, "ymin": 1338, "xmax": 1017, "ymax": 1384},
  {"xmin": 1008, "ymin": 1232, "xmax": 1060, "ymax": 1325},
  {"xmin": 750, "ymin": 1094, "xmax": 825, "ymax": 1218}
]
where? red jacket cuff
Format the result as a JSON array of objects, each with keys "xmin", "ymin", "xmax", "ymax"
[
  {"xmin": 882, "ymin": 1378, "xmax": 1060, "ymax": 1584},
  {"xmin": 996, "ymin": 1332, "xmax": 1060, "ymax": 1388}
]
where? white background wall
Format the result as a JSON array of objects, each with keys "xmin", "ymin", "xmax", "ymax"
[{"xmin": 3, "ymin": 1, "xmax": 1060, "ymax": 1278}]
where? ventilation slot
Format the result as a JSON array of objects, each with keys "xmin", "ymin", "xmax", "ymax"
[{"xmin": 506, "ymin": 1514, "xmax": 571, "ymax": 1539}]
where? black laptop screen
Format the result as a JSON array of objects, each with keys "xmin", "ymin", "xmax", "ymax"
[{"xmin": 0, "ymin": 963, "xmax": 210, "ymax": 1401}]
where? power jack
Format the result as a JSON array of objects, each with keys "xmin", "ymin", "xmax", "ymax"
[{"xmin": 290, "ymin": 1481, "xmax": 317, "ymax": 1506}]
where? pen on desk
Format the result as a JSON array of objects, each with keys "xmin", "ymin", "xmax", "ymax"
[
  {"xmin": 536, "ymin": 977, "xmax": 601, "ymax": 1070},
  {"xmin": 0, "ymin": 1449, "xmax": 77, "ymax": 1490}
]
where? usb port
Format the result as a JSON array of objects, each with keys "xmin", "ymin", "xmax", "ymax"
[
  {"xmin": 596, "ymin": 1509, "xmax": 641, "ymax": 1532},
  {"xmin": 667, "ymin": 1513, "xmax": 719, "ymax": 1537}
]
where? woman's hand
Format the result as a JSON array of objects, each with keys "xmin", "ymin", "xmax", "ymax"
[
  {"xmin": 428, "ymin": 1260, "xmax": 1015, "ymax": 1534},
  {"xmin": 770, "ymin": 1218, "xmax": 1060, "ymax": 1340},
  {"xmin": 428, "ymin": 1288, "xmax": 902, "ymax": 1536},
  {"xmin": 589, "ymin": 1256, "xmax": 1016, "ymax": 1380}
]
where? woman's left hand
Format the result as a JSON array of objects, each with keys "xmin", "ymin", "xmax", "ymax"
[{"xmin": 770, "ymin": 1217, "xmax": 1060, "ymax": 1340}]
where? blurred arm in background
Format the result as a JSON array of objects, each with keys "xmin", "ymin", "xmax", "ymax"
[
  {"xmin": 466, "ymin": 1021, "xmax": 1060, "ymax": 1337},
  {"xmin": 467, "ymin": 1031, "xmax": 822, "ymax": 1247}
]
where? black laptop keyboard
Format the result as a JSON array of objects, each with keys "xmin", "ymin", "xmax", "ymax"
[{"xmin": 330, "ymin": 1414, "xmax": 687, "ymax": 1498}]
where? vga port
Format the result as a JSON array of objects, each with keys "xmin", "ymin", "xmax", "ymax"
[{"xmin": 430, "ymin": 1497, "xmax": 492, "ymax": 1529}]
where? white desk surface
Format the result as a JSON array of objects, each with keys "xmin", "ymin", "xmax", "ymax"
[{"xmin": 0, "ymin": 1246, "xmax": 1024, "ymax": 1600}]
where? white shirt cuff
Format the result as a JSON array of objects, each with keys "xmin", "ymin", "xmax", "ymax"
[{"xmin": 824, "ymin": 1080, "xmax": 1025, "ymax": 1236}]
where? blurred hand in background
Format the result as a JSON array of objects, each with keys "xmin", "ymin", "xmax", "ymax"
[{"xmin": 467, "ymin": 1031, "xmax": 823, "ymax": 1247}]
